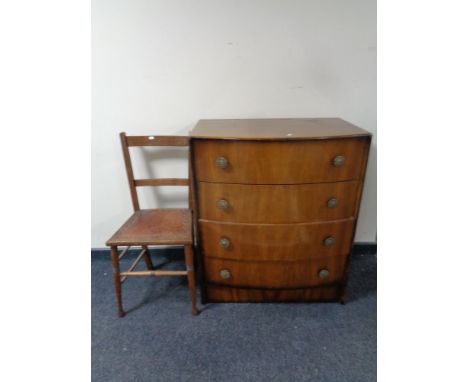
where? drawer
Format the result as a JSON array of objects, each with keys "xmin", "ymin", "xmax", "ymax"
[
  {"xmin": 199, "ymin": 218, "xmax": 355, "ymax": 261},
  {"xmin": 192, "ymin": 138, "xmax": 369, "ymax": 184},
  {"xmin": 197, "ymin": 181, "xmax": 360, "ymax": 223},
  {"xmin": 203, "ymin": 256, "xmax": 347, "ymax": 289}
]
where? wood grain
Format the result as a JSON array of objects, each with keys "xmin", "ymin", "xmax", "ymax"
[
  {"xmin": 126, "ymin": 135, "xmax": 189, "ymax": 147},
  {"xmin": 106, "ymin": 209, "xmax": 192, "ymax": 246},
  {"xmin": 134, "ymin": 178, "xmax": 189, "ymax": 187},
  {"xmin": 189, "ymin": 118, "xmax": 372, "ymax": 303},
  {"xmin": 108, "ymin": 133, "xmax": 198, "ymax": 316},
  {"xmin": 120, "ymin": 132, "xmax": 140, "ymax": 210},
  {"xmin": 198, "ymin": 218, "xmax": 355, "ymax": 261},
  {"xmin": 120, "ymin": 132, "xmax": 191, "ymax": 211},
  {"xmin": 190, "ymin": 118, "xmax": 371, "ymax": 140},
  {"xmin": 197, "ymin": 181, "xmax": 361, "ymax": 223},
  {"xmin": 193, "ymin": 138, "xmax": 369, "ymax": 184},
  {"xmin": 203, "ymin": 256, "xmax": 347, "ymax": 289},
  {"xmin": 205, "ymin": 285, "xmax": 341, "ymax": 302}
]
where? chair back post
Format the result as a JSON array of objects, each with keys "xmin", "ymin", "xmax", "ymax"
[
  {"xmin": 120, "ymin": 132, "xmax": 140, "ymax": 211},
  {"xmin": 188, "ymin": 151, "xmax": 193, "ymax": 211}
]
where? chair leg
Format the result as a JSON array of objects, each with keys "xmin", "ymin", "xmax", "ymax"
[
  {"xmin": 184, "ymin": 245, "xmax": 199, "ymax": 315},
  {"xmin": 142, "ymin": 245, "xmax": 154, "ymax": 270},
  {"xmin": 110, "ymin": 246, "xmax": 125, "ymax": 317}
]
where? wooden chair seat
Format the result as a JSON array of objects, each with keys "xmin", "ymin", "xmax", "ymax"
[{"xmin": 106, "ymin": 209, "xmax": 192, "ymax": 246}]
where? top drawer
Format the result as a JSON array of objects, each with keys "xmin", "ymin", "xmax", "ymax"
[{"xmin": 192, "ymin": 138, "xmax": 369, "ymax": 184}]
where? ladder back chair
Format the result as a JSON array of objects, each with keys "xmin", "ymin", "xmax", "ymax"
[{"xmin": 106, "ymin": 132, "xmax": 198, "ymax": 317}]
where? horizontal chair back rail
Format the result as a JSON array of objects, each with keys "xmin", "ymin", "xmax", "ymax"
[
  {"xmin": 134, "ymin": 178, "xmax": 189, "ymax": 187},
  {"xmin": 126, "ymin": 135, "xmax": 189, "ymax": 147}
]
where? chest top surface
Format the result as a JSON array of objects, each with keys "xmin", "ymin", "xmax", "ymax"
[{"xmin": 190, "ymin": 118, "xmax": 371, "ymax": 140}]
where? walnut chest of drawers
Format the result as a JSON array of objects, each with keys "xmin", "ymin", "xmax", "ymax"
[{"xmin": 190, "ymin": 118, "xmax": 371, "ymax": 303}]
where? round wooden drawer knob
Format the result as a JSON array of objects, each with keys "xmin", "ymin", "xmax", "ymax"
[
  {"xmin": 318, "ymin": 269, "xmax": 329, "ymax": 280},
  {"xmin": 215, "ymin": 156, "xmax": 229, "ymax": 169},
  {"xmin": 217, "ymin": 199, "xmax": 229, "ymax": 210},
  {"xmin": 323, "ymin": 236, "xmax": 335, "ymax": 247},
  {"xmin": 219, "ymin": 237, "xmax": 230, "ymax": 249},
  {"xmin": 220, "ymin": 269, "xmax": 231, "ymax": 279},
  {"xmin": 327, "ymin": 197, "xmax": 338, "ymax": 208},
  {"xmin": 333, "ymin": 155, "xmax": 345, "ymax": 167}
]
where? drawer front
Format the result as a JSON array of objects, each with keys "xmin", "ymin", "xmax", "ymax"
[
  {"xmin": 193, "ymin": 138, "xmax": 369, "ymax": 184},
  {"xmin": 203, "ymin": 256, "xmax": 347, "ymax": 289},
  {"xmin": 199, "ymin": 218, "xmax": 355, "ymax": 261},
  {"xmin": 197, "ymin": 181, "xmax": 360, "ymax": 223}
]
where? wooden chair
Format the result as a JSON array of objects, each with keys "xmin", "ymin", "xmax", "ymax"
[{"xmin": 105, "ymin": 132, "xmax": 198, "ymax": 317}]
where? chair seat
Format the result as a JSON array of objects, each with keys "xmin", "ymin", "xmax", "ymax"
[{"xmin": 106, "ymin": 209, "xmax": 192, "ymax": 246}]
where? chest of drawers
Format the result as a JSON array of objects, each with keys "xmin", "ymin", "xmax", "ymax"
[{"xmin": 190, "ymin": 118, "xmax": 371, "ymax": 303}]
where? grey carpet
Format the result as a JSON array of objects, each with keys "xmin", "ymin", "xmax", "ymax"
[{"xmin": 92, "ymin": 250, "xmax": 376, "ymax": 382}]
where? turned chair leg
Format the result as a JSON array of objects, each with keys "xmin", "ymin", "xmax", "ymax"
[
  {"xmin": 142, "ymin": 245, "xmax": 154, "ymax": 270},
  {"xmin": 339, "ymin": 282, "xmax": 347, "ymax": 305},
  {"xmin": 110, "ymin": 246, "xmax": 125, "ymax": 317},
  {"xmin": 184, "ymin": 245, "xmax": 199, "ymax": 315},
  {"xmin": 339, "ymin": 294, "xmax": 347, "ymax": 305}
]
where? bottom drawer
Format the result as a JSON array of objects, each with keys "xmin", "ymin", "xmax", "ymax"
[
  {"xmin": 204, "ymin": 285, "xmax": 341, "ymax": 303},
  {"xmin": 203, "ymin": 256, "xmax": 347, "ymax": 289}
]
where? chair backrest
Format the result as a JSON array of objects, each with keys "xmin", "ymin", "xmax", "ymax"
[{"xmin": 119, "ymin": 132, "xmax": 191, "ymax": 211}]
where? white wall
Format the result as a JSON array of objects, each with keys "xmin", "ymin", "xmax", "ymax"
[{"xmin": 92, "ymin": 0, "xmax": 377, "ymax": 248}]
